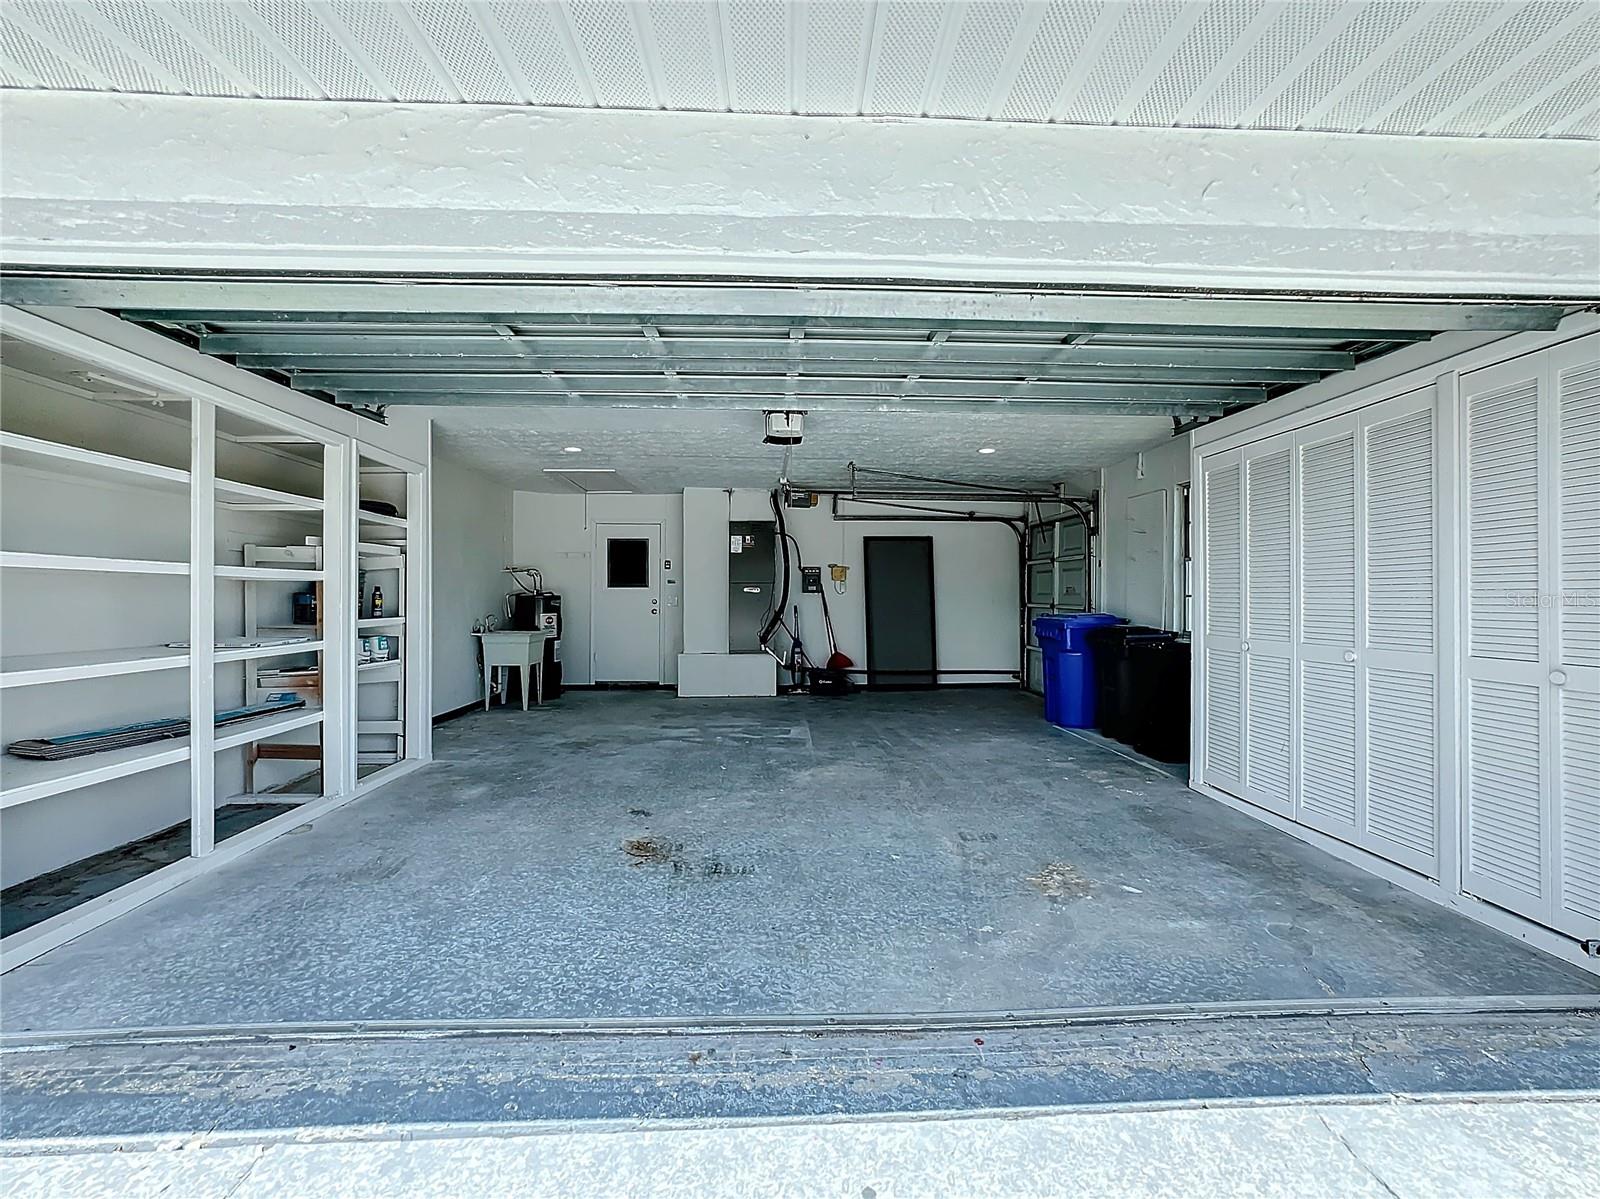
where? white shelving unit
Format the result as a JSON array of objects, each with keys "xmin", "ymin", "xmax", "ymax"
[
  {"xmin": 1, "ymin": 306, "xmax": 428, "ymax": 973},
  {"xmin": 354, "ymin": 453, "xmax": 417, "ymax": 781}
]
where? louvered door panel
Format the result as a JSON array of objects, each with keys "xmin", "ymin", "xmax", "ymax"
[
  {"xmin": 1365, "ymin": 407, "xmax": 1434, "ymax": 654},
  {"xmin": 1245, "ymin": 655, "xmax": 1292, "ymax": 814},
  {"xmin": 1467, "ymin": 370, "xmax": 1541, "ymax": 662},
  {"xmin": 1206, "ymin": 456, "xmax": 1243, "ymax": 639},
  {"xmin": 1299, "ymin": 432, "xmax": 1357, "ymax": 646},
  {"xmin": 1246, "ymin": 448, "xmax": 1292, "ymax": 644},
  {"xmin": 1557, "ymin": 693, "xmax": 1600, "ymax": 928},
  {"xmin": 1242, "ymin": 440, "xmax": 1294, "ymax": 815},
  {"xmin": 1360, "ymin": 392, "xmax": 1440, "ymax": 875},
  {"xmin": 1460, "ymin": 354, "xmax": 1557, "ymax": 924},
  {"xmin": 1295, "ymin": 416, "xmax": 1361, "ymax": 840},
  {"xmin": 1365, "ymin": 668, "xmax": 1437, "ymax": 871},
  {"xmin": 1299, "ymin": 661, "xmax": 1357, "ymax": 827},
  {"xmin": 1465, "ymin": 678, "xmax": 1545, "ymax": 907},
  {"xmin": 1550, "ymin": 337, "xmax": 1600, "ymax": 940},
  {"xmin": 1556, "ymin": 353, "xmax": 1600, "ymax": 670},
  {"xmin": 1205, "ymin": 647, "xmax": 1243, "ymax": 785},
  {"xmin": 1200, "ymin": 451, "xmax": 1244, "ymax": 794}
]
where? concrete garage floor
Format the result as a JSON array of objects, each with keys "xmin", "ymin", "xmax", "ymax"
[{"xmin": 2, "ymin": 691, "xmax": 1596, "ymax": 1033}]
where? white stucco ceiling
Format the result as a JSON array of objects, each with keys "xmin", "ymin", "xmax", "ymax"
[
  {"xmin": 2, "ymin": 1, "xmax": 1595, "ymax": 139},
  {"xmin": 427, "ymin": 401, "xmax": 1171, "ymax": 492}
]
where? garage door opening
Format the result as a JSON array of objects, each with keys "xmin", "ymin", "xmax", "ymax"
[{"xmin": 2, "ymin": 280, "xmax": 1596, "ymax": 1039}]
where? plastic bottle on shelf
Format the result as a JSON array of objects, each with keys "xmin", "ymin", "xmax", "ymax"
[{"xmin": 372, "ymin": 585, "xmax": 384, "ymax": 619}]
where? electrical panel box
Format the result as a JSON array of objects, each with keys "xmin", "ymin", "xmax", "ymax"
[
  {"xmin": 727, "ymin": 520, "xmax": 776, "ymax": 653},
  {"xmin": 801, "ymin": 566, "xmax": 822, "ymax": 594}
]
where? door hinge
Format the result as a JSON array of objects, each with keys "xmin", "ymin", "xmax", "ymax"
[{"xmin": 1582, "ymin": 940, "xmax": 1600, "ymax": 959}]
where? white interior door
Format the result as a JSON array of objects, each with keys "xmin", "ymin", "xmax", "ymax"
[
  {"xmin": 591, "ymin": 523, "xmax": 662, "ymax": 683},
  {"xmin": 1242, "ymin": 434, "xmax": 1294, "ymax": 817},
  {"xmin": 1200, "ymin": 448, "xmax": 1245, "ymax": 796}
]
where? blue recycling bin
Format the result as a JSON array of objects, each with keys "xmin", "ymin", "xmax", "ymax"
[{"xmin": 1034, "ymin": 613, "xmax": 1124, "ymax": 728}]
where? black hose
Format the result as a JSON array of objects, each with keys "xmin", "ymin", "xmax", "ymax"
[{"xmin": 760, "ymin": 489, "xmax": 792, "ymax": 652}]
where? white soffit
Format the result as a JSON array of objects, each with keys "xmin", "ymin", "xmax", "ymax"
[{"xmin": 1, "ymin": 1, "xmax": 1596, "ymax": 140}]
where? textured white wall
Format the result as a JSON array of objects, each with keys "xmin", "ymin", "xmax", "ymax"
[
  {"xmin": 778, "ymin": 500, "xmax": 1023, "ymax": 686},
  {"xmin": 1098, "ymin": 435, "xmax": 1194, "ymax": 630},
  {"xmin": 3, "ymin": 93, "xmax": 1595, "ymax": 295},
  {"xmin": 429, "ymin": 446, "xmax": 512, "ymax": 716}
]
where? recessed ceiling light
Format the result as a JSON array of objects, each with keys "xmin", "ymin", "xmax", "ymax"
[
  {"xmin": 562, "ymin": 446, "xmax": 583, "ymax": 453},
  {"xmin": 977, "ymin": 447, "xmax": 997, "ymax": 454}
]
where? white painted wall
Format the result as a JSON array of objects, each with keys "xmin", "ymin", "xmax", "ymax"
[
  {"xmin": 779, "ymin": 500, "xmax": 1023, "ymax": 686},
  {"xmin": 510, "ymin": 492, "xmax": 685, "ymax": 687},
  {"xmin": 429, "ymin": 443, "xmax": 512, "ymax": 716},
  {"xmin": 1098, "ymin": 434, "xmax": 1193, "ymax": 630},
  {"xmin": 3, "ymin": 93, "xmax": 1595, "ymax": 296}
]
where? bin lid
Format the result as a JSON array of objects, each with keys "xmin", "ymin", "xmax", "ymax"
[{"xmin": 1034, "ymin": 612, "xmax": 1122, "ymax": 629}]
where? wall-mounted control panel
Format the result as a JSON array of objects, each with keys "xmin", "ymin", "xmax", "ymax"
[{"xmin": 801, "ymin": 566, "xmax": 822, "ymax": 594}]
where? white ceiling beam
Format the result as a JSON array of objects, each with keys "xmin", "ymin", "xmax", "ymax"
[{"xmin": 2, "ymin": 95, "xmax": 1593, "ymax": 297}]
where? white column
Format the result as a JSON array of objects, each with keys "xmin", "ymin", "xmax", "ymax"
[
  {"xmin": 189, "ymin": 401, "xmax": 216, "ymax": 856},
  {"xmin": 321, "ymin": 438, "xmax": 355, "ymax": 797}
]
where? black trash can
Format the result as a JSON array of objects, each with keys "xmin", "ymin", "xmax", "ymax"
[
  {"xmin": 1132, "ymin": 636, "xmax": 1192, "ymax": 764},
  {"xmin": 1082, "ymin": 625, "xmax": 1170, "ymax": 744}
]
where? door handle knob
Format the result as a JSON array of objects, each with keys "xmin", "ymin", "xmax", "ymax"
[
  {"xmin": 1550, "ymin": 670, "xmax": 1568, "ymax": 686},
  {"xmin": 1241, "ymin": 641, "xmax": 1250, "ymax": 652},
  {"xmin": 1343, "ymin": 650, "xmax": 1357, "ymax": 663}
]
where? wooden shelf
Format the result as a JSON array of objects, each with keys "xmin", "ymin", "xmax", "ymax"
[
  {"xmin": 1, "ymin": 431, "xmax": 189, "ymax": 493},
  {"xmin": 215, "ymin": 639, "xmax": 323, "ymax": 663},
  {"xmin": 0, "ymin": 551, "xmax": 187, "ymax": 575},
  {"xmin": 0, "ymin": 645, "xmax": 189, "ymax": 689},
  {"xmin": 214, "ymin": 706, "xmax": 324, "ymax": 752},
  {"xmin": 215, "ymin": 566, "xmax": 326, "ymax": 582},
  {"xmin": 358, "ymin": 511, "xmax": 407, "ymax": 530},
  {"xmin": 1, "ymin": 738, "xmax": 189, "ymax": 810}
]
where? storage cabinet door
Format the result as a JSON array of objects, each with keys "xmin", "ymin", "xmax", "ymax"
[
  {"xmin": 1360, "ymin": 389, "xmax": 1440, "ymax": 876},
  {"xmin": 1460, "ymin": 353, "xmax": 1551, "ymax": 920},
  {"xmin": 1242, "ymin": 434, "xmax": 1295, "ymax": 817},
  {"xmin": 1200, "ymin": 448, "xmax": 1245, "ymax": 796},
  {"xmin": 1552, "ymin": 337, "xmax": 1600, "ymax": 941},
  {"xmin": 1295, "ymin": 413, "xmax": 1361, "ymax": 843}
]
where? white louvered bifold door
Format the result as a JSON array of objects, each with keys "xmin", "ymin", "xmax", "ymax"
[
  {"xmin": 1551, "ymin": 337, "xmax": 1600, "ymax": 942},
  {"xmin": 1461, "ymin": 352, "xmax": 1547, "ymax": 919},
  {"xmin": 1295, "ymin": 412, "xmax": 1362, "ymax": 844},
  {"xmin": 1242, "ymin": 434, "xmax": 1295, "ymax": 817},
  {"xmin": 1200, "ymin": 448, "xmax": 1245, "ymax": 796},
  {"xmin": 1358, "ymin": 389, "xmax": 1441, "ymax": 876}
]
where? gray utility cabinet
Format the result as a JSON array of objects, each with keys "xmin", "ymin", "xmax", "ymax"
[{"xmin": 728, "ymin": 520, "xmax": 776, "ymax": 653}]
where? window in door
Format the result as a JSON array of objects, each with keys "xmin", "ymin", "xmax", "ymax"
[{"xmin": 607, "ymin": 538, "xmax": 649, "ymax": 588}]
